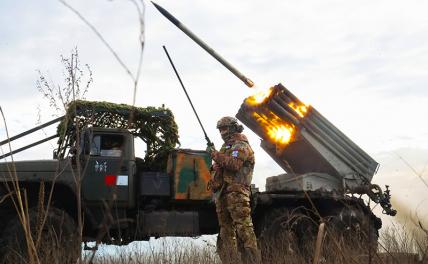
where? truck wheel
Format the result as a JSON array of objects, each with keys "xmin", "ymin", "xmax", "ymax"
[
  {"xmin": 323, "ymin": 205, "xmax": 380, "ymax": 258},
  {"xmin": 258, "ymin": 208, "xmax": 317, "ymax": 262},
  {"xmin": 1, "ymin": 207, "xmax": 80, "ymax": 264}
]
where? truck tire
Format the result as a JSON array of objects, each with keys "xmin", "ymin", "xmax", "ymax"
[
  {"xmin": 324, "ymin": 205, "xmax": 380, "ymax": 255},
  {"xmin": 257, "ymin": 207, "xmax": 317, "ymax": 262},
  {"xmin": 0, "ymin": 207, "xmax": 80, "ymax": 264}
]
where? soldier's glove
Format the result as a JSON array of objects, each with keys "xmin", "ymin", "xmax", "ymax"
[
  {"xmin": 206, "ymin": 142, "xmax": 216, "ymax": 155},
  {"xmin": 210, "ymin": 150, "xmax": 220, "ymax": 162},
  {"xmin": 207, "ymin": 144, "xmax": 221, "ymax": 163},
  {"xmin": 212, "ymin": 162, "xmax": 220, "ymax": 171}
]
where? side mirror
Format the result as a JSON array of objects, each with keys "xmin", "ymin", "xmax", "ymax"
[{"xmin": 53, "ymin": 150, "xmax": 58, "ymax": 159}]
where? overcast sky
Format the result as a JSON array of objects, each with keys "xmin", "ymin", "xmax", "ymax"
[{"xmin": 1, "ymin": 0, "xmax": 428, "ymax": 227}]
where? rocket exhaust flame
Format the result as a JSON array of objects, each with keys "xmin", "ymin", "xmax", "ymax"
[
  {"xmin": 246, "ymin": 87, "xmax": 273, "ymax": 106},
  {"xmin": 269, "ymin": 125, "xmax": 293, "ymax": 145},
  {"xmin": 252, "ymin": 112, "xmax": 294, "ymax": 145},
  {"xmin": 288, "ymin": 101, "xmax": 308, "ymax": 118},
  {"xmin": 244, "ymin": 85, "xmax": 306, "ymax": 146}
]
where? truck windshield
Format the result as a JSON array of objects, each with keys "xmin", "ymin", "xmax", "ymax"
[{"xmin": 90, "ymin": 134, "xmax": 124, "ymax": 157}]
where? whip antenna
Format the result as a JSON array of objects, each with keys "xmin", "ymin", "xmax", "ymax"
[{"xmin": 162, "ymin": 45, "xmax": 213, "ymax": 146}]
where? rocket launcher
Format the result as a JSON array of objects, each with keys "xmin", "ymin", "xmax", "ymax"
[
  {"xmin": 237, "ymin": 84, "xmax": 378, "ymax": 185},
  {"xmin": 236, "ymin": 84, "xmax": 396, "ymax": 216}
]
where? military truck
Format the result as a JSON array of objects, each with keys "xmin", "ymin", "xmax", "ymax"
[{"xmin": 0, "ymin": 96, "xmax": 395, "ymax": 262}]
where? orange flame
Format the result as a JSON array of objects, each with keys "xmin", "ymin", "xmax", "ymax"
[
  {"xmin": 246, "ymin": 87, "xmax": 273, "ymax": 106},
  {"xmin": 288, "ymin": 102, "xmax": 308, "ymax": 118},
  {"xmin": 253, "ymin": 112, "xmax": 294, "ymax": 145}
]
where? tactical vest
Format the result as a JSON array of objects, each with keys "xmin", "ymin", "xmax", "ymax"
[{"xmin": 219, "ymin": 136, "xmax": 255, "ymax": 187}]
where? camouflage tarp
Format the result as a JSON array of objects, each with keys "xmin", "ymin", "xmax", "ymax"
[{"xmin": 58, "ymin": 100, "xmax": 179, "ymax": 170}]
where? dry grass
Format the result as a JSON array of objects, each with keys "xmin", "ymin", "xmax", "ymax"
[
  {"xmin": 2, "ymin": 230, "xmax": 426, "ymax": 264},
  {"xmin": 75, "ymin": 226, "xmax": 428, "ymax": 264}
]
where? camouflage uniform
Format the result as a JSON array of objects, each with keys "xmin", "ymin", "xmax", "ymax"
[{"xmin": 211, "ymin": 117, "xmax": 261, "ymax": 264}]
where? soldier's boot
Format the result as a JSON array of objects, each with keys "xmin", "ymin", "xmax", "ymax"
[
  {"xmin": 217, "ymin": 236, "xmax": 241, "ymax": 264},
  {"xmin": 242, "ymin": 247, "xmax": 262, "ymax": 264}
]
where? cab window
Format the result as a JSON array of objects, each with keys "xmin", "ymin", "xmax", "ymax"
[{"xmin": 90, "ymin": 134, "xmax": 124, "ymax": 157}]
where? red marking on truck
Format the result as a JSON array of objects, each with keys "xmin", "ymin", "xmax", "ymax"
[{"xmin": 104, "ymin": 175, "xmax": 117, "ymax": 186}]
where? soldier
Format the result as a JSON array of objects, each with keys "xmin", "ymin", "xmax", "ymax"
[{"xmin": 209, "ymin": 116, "xmax": 261, "ymax": 264}]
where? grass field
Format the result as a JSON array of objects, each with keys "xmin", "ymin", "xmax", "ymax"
[{"xmin": 76, "ymin": 222, "xmax": 427, "ymax": 264}]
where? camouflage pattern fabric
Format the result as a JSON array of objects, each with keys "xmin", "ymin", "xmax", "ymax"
[
  {"xmin": 211, "ymin": 134, "xmax": 255, "ymax": 187},
  {"xmin": 211, "ymin": 133, "xmax": 261, "ymax": 264}
]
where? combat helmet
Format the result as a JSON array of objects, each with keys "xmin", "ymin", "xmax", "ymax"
[{"xmin": 216, "ymin": 116, "xmax": 244, "ymax": 141}]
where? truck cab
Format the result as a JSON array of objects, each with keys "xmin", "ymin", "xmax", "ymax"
[
  {"xmin": 77, "ymin": 127, "xmax": 217, "ymax": 243},
  {"xmin": 80, "ymin": 128, "xmax": 136, "ymax": 208}
]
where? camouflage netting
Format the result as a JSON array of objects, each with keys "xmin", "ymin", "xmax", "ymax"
[{"xmin": 57, "ymin": 100, "xmax": 179, "ymax": 171}]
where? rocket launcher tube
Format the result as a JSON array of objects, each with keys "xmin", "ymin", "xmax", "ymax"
[
  {"xmin": 237, "ymin": 83, "xmax": 379, "ymax": 184},
  {"xmin": 308, "ymin": 111, "xmax": 375, "ymax": 169},
  {"xmin": 266, "ymin": 100, "xmax": 300, "ymax": 126},
  {"xmin": 151, "ymin": 2, "xmax": 254, "ymax": 88},
  {"xmin": 270, "ymin": 97, "xmax": 304, "ymax": 120},
  {"xmin": 236, "ymin": 108, "xmax": 266, "ymax": 140},
  {"xmin": 301, "ymin": 116, "xmax": 371, "ymax": 177},
  {"xmin": 310, "ymin": 107, "xmax": 378, "ymax": 171}
]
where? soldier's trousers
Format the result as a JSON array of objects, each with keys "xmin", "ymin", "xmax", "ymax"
[{"xmin": 216, "ymin": 191, "xmax": 261, "ymax": 264}]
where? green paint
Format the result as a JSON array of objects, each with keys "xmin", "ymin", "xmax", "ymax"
[
  {"xmin": 177, "ymin": 167, "xmax": 195, "ymax": 193},
  {"xmin": 171, "ymin": 150, "xmax": 212, "ymax": 196},
  {"xmin": 202, "ymin": 153, "xmax": 211, "ymax": 167}
]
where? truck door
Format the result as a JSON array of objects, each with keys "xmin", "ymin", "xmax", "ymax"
[{"xmin": 81, "ymin": 132, "xmax": 134, "ymax": 207}]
